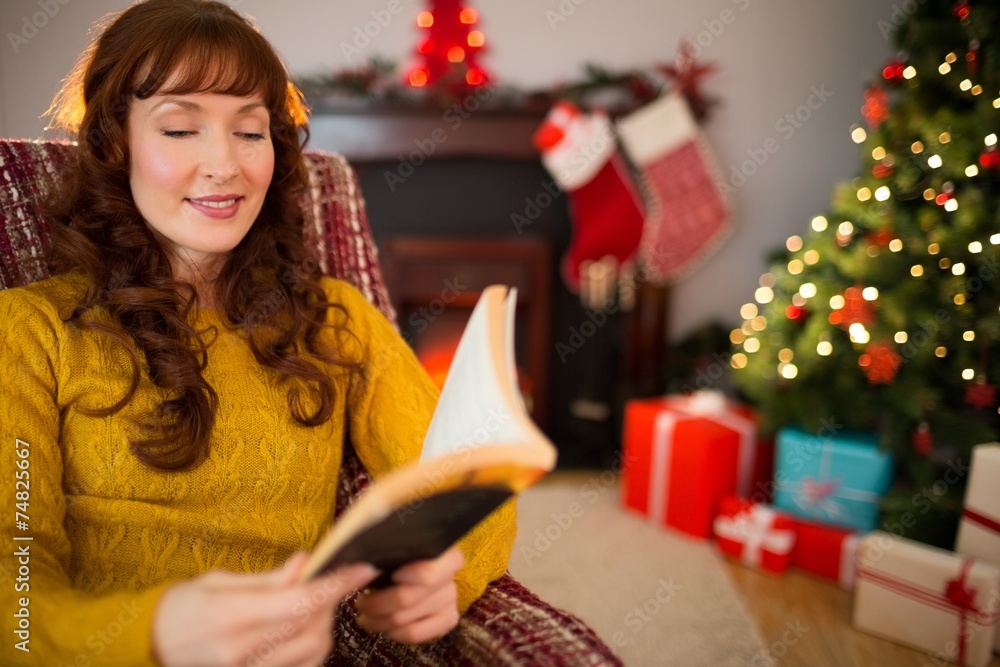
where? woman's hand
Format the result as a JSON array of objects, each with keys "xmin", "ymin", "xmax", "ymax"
[
  {"xmin": 152, "ymin": 551, "xmax": 378, "ymax": 667},
  {"xmin": 355, "ymin": 546, "xmax": 464, "ymax": 644}
]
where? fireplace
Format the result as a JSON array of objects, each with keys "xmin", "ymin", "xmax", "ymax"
[
  {"xmin": 380, "ymin": 235, "xmax": 552, "ymax": 428},
  {"xmin": 308, "ymin": 108, "xmax": 668, "ymax": 468}
]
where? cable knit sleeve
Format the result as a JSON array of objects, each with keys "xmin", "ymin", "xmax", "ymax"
[
  {"xmin": 0, "ymin": 289, "xmax": 170, "ymax": 667},
  {"xmin": 329, "ymin": 279, "xmax": 517, "ymax": 614}
]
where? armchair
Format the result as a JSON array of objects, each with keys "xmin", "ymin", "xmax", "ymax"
[{"xmin": 0, "ymin": 138, "xmax": 622, "ymax": 666}]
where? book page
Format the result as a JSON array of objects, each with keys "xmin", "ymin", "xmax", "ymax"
[
  {"xmin": 504, "ymin": 288, "xmax": 527, "ymax": 415},
  {"xmin": 420, "ymin": 287, "xmax": 530, "ymax": 463}
]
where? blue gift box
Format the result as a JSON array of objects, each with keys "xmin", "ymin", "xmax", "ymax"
[{"xmin": 773, "ymin": 426, "xmax": 893, "ymax": 532}]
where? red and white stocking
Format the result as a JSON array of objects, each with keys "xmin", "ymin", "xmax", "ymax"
[
  {"xmin": 534, "ymin": 102, "xmax": 646, "ymax": 296},
  {"xmin": 617, "ymin": 92, "xmax": 730, "ymax": 283}
]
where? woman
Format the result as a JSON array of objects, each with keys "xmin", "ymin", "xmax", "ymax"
[{"xmin": 0, "ymin": 1, "xmax": 516, "ymax": 665}]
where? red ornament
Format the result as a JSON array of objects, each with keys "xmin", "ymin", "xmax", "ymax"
[
  {"xmin": 966, "ymin": 40, "xmax": 980, "ymax": 76},
  {"xmin": 658, "ymin": 39, "xmax": 718, "ymax": 120},
  {"xmin": 862, "ymin": 231, "xmax": 893, "ymax": 248},
  {"xmin": 882, "ymin": 60, "xmax": 906, "ymax": 85},
  {"xmin": 861, "ymin": 342, "xmax": 901, "ymax": 385},
  {"xmin": 785, "ymin": 304, "xmax": 808, "ymax": 322},
  {"xmin": 861, "ymin": 86, "xmax": 890, "ymax": 130},
  {"xmin": 965, "ymin": 381, "xmax": 997, "ymax": 409},
  {"xmin": 953, "ymin": 1, "xmax": 971, "ymax": 21},
  {"xmin": 839, "ymin": 285, "xmax": 875, "ymax": 328},
  {"xmin": 872, "ymin": 164, "xmax": 894, "ymax": 178},
  {"xmin": 980, "ymin": 148, "xmax": 1000, "ymax": 170},
  {"xmin": 913, "ymin": 422, "xmax": 933, "ymax": 456}
]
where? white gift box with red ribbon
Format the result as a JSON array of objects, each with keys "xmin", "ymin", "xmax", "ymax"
[
  {"xmin": 956, "ymin": 443, "xmax": 1000, "ymax": 653},
  {"xmin": 854, "ymin": 531, "xmax": 1000, "ymax": 667}
]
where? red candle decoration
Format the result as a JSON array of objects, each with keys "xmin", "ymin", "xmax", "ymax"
[
  {"xmin": 408, "ymin": 0, "xmax": 490, "ymax": 90},
  {"xmin": 912, "ymin": 422, "xmax": 933, "ymax": 456}
]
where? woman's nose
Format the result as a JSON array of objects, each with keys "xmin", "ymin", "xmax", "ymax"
[{"xmin": 200, "ymin": 137, "xmax": 240, "ymax": 182}]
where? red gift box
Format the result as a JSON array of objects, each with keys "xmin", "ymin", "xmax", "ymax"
[
  {"xmin": 713, "ymin": 496, "xmax": 795, "ymax": 573},
  {"xmin": 621, "ymin": 391, "xmax": 761, "ymax": 538},
  {"xmin": 787, "ymin": 515, "xmax": 862, "ymax": 589}
]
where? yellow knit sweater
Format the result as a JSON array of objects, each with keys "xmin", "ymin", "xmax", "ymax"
[{"xmin": 0, "ymin": 270, "xmax": 516, "ymax": 666}]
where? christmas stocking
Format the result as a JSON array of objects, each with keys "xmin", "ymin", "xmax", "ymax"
[
  {"xmin": 533, "ymin": 101, "xmax": 646, "ymax": 295},
  {"xmin": 616, "ymin": 92, "xmax": 730, "ymax": 283}
]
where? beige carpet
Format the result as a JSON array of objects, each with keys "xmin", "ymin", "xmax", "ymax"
[{"xmin": 509, "ymin": 474, "xmax": 774, "ymax": 667}]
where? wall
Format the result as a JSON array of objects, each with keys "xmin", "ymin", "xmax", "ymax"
[{"xmin": 0, "ymin": 0, "xmax": 900, "ymax": 340}]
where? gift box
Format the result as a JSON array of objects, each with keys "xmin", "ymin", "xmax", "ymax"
[
  {"xmin": 955, "ymin": 443, "xmax": 1000, "ymax": 653},
  {"xmin": 773, "ymin": 426, "xmax": 893, "ymax": 532},
  {"xmin": 621, "ymin": 391, "xmax": 761, "ymax": 538},
  {"xmin": 713, "ymin": 496, "xmax": 794, "ymax": 574},
  {"xmin": 957, "ymin": 443, "xmax": 1000, "ymax": 563},
  {"xmin": 854, "ymin": 532, "xmax": 1000, "ymax": 667},
  {"xmin": 786, "ymin": 515, "xmax": 862, "ymax": 589}
]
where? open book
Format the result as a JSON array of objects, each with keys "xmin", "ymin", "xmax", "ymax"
[{"xmin": 297, "ymin": 285, "xmax": 558, "ymax": 586}]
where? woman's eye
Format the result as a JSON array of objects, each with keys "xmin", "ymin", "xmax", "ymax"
[
  {"xmin": 240, "ymin": 133, "xmax": 266, "ymax": 142},
  {"xmin": 162, "ymin": 130, "xmax": 194, "ymax": 138}
]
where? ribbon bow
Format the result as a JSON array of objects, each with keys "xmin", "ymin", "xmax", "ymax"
[
  {"xmin": 948, "ymin": 561, "xmax": 980, "ymax": 664},
  {"xmin": 803, "ymin": 478, "xmax": 840, "ymax": 505},
  {"xmin": 946, "ymin": 574, "xmax": 978, "ymax": 611}
]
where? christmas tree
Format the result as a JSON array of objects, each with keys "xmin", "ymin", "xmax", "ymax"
[{"xmin": 731, "ymin": 0, "xmax": 999, "ymax": 548}]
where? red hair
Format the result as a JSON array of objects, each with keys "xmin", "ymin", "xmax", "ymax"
[{"xmin": 42, "ymin": 0, "xmax": 361, "ymax": 471}]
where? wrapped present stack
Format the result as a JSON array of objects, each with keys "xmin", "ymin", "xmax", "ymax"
[
  {"xmin": 621, "ymin": 394, "xmax": 875, "ymax": 585},
  {"xmin": 710, "ymin": 424, "xmax": 892, "ymax": 586},
  {"xmin": 620, "ymin": 394, "xmax": 1000, "ymax": 661}
]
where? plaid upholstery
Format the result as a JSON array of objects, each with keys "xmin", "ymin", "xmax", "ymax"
[{"xmin": 0, "ymin": 138, "xmax": 622, "ymax": 666}]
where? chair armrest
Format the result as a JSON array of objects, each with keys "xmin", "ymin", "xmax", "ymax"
[
  {"xmin": 330, "ymin": 446, "xmax": 622, "ymax": 666},
  {"xmin": 327, "ymin": 572, "xmax": 623, "ymax": 667}
]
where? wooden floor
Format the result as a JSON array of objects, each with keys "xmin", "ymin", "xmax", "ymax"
[{"xmin": 725, "ymin": 561, "xmax": 1000, "ymax": 667}]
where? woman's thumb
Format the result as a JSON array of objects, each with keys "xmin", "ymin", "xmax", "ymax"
[{"xmin": 272, "ymin": 551, "xmax": 309, "ymax": 584}]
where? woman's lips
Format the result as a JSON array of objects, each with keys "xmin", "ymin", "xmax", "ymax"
[{"xmin": 186, "ymin": 197, "xmax": 242, "ymax": 219}]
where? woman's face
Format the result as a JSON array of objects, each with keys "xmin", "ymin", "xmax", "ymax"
[{"xmin": 126, "ymin": 83, "xmax": 275, "ymax": 280}]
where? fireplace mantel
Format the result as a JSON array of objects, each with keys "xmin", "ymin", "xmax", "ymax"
[{"xmin": 307, "ymin": 106, "xmax": 545, "ymax": 162}]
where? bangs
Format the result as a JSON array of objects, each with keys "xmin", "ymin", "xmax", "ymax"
[
  {"xmin": 44, "ymin": 1, "xmax": 309, "ymax": 136},
  {"xmin": 132, "ymin": 21, "xmax": 285, "ymax": 111}
]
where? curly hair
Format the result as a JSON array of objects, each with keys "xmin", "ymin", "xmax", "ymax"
[{"xmin": 41, "ymin": 0, "xmax": 362, "ymax": 471}]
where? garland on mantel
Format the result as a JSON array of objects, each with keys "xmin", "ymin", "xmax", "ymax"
[{"xmin": 295, "ymin": 41, "xmax": 718, "ymax": 121}]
